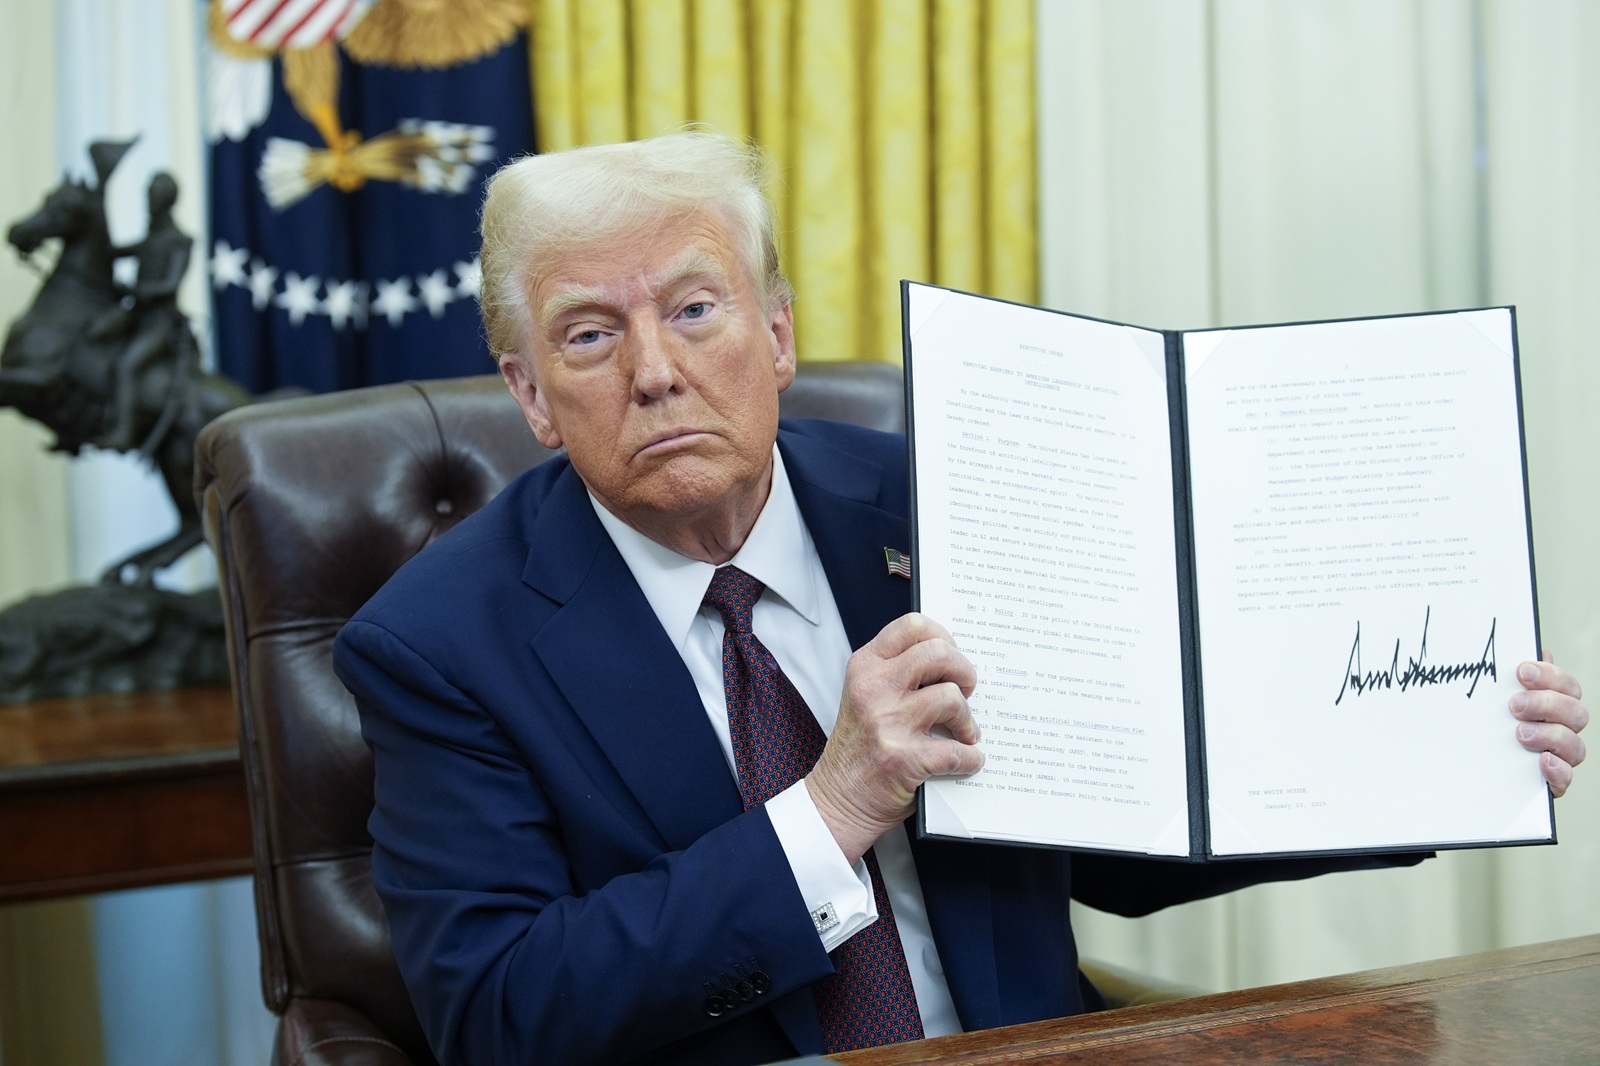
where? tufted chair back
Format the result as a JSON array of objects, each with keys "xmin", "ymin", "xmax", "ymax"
[{"xmin": 195, "ymin": 364, "xmax": 905, "ymax": 1065}]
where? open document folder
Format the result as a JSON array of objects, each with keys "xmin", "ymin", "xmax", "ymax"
[{"xmin": 904, "ymin": 282, "xmax": 1553, "ymax": 860}]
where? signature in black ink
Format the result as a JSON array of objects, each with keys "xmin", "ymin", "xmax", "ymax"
[{"xmin": 1334, "ymin": 607, "xmax": 1497, "ymax": 705}]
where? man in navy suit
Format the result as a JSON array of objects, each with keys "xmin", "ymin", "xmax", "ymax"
[{"xmin": 334, "ymin": 132, "xmax": 1589, "ymax": 1066}]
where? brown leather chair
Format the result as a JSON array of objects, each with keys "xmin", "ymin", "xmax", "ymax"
[{"xmin": 195, "ymin": 364, "xmax": 906, "ymax": 1066}]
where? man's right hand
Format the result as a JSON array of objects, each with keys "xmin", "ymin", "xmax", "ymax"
[{"xmin": 806, "ymin": 613, "xmax": 982, "ymax": 863}]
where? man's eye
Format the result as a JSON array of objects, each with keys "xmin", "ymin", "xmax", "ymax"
[
  {"xmin": 571, "ymin": 330, "xmax": 603, "ymax": 345},
  {"xmin": 681, "ymin": 302, "xmax": 709, "ymax": 320}
]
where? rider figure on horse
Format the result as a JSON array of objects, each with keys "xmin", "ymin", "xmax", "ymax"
[
  {"xmin": 87, "ymin": 171, "xmax": 200, "ymax": 457},
  {"xmin": 4, "ymin": 143, "xmax": 255, "ymax": 586}
]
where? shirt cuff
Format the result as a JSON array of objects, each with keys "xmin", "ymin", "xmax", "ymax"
[{"xmin": 766, "ymin": 779, "xmax": 877, "ymax": 952}]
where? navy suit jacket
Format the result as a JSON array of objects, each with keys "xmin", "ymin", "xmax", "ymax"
[{"xmin": 335, "ymin": 419, "xmax": 1406, "ymax": 1066}]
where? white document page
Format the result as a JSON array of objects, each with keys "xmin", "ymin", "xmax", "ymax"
[
  {"xmin": 908, "ymin": 285, "xmax": 1191, "ymax": 855},
  {"xmin": 1184, "ymin": 310, "xmax": 1550, "ymax": 856}
]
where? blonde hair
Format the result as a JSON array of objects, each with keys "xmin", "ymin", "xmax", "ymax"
[{"xmin": 479, "ymin": 130, "xmax": 792, "ymax": 362}]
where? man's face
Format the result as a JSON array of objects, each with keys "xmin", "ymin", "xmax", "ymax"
[{"xmin": 501, "ymin": 208, "xmax": 796, "ymax": 538}]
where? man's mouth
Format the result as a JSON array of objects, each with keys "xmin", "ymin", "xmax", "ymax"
[{"xmin": 635, "ymin": 427, "xmax": 711, "ymax": 457}]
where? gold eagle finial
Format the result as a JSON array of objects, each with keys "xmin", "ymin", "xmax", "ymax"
[{"xmin": 208, "ymin": 0, "xmax": 525, "ymax": 209}]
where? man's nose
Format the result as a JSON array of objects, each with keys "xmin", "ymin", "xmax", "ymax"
[{"xmin": 625, "ymin": 319, "xmax": 682, "ymax": 402}]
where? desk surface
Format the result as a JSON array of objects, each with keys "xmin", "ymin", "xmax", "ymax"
[
  {"xmin": 837, "ymin": 934, "xmax": 1600, "ymax": 1064},
  {"xmin": 0, "ymin": 687, "xmax": 253, "ymax": 901}
]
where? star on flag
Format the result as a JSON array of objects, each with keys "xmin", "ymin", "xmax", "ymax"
[
  {"xmin": 275, "ymin": 271, "xmax": 321, "ymax": 326},
  {"xmin": 372, "ymin": 277, "xmax": 419, "ymax": 328}
]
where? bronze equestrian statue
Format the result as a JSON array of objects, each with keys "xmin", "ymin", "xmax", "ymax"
[{"xmin": 3, "ymin": 140, "xmax": 253, "ymax": 587}]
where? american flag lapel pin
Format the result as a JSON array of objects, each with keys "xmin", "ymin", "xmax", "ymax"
[{"xmin": 883, "ymin": 547, "xmax": 912, "ymax": 579}]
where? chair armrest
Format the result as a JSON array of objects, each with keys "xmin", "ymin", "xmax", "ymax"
[{"xmin": 275, "ymin": 997, "xmax": 419, "ymax": 1066}]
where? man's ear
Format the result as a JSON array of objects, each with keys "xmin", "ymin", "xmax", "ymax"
[
  {"xmin": 499, "ymin": 355, "xmax": 562, "ymax": 449},
  {"xmin": 770, "ymin": 301, "xmax": 797, "ymax": 393}
]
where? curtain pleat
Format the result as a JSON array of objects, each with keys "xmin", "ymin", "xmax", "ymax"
[
  {"xmin": 749, "ymin": 0, "xmax": 794, "ymax": 233},
  {"xmin": 575, "ymin": 0, "xmax": 632, "ymax": 144},
  {"xmin": 931, "ymin": 0, "xmax": 983, "ymax": 293},
  {"xmin": 631, "ymin": 0, "xmax": 687, "ymax": 137},
  {"xmin": 529, "ymin": 0, "xmax": 575, "ymax": 149},
  {"xmin": 692, "ymin": 0, "xmax": 752, "ymax": 139},
  {"xmin": 527, "ymin": 0, "xmax": 1038, "ymax": 364},
  {"xmin": 863, "ymin": 0, "xmax": 931, "ymax": 367},
  {"xmin": 984, "ymin": 0, "xmax": 1036, "ymax": 304},
  {"xmin": 789, "ymin": 0, "xmax": 866, "ymax": 359}
]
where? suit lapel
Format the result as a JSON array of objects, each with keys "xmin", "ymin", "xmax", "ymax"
[
  {"xmin": 780, "ymin": 429, "xmax": 909, "ymax": 651},
  {"xmin": 520, "ymin": 465, "xmax": 745, "ymax": 852},
  {"xmin": 780, "ymin": 427, "xmax": 1004, "ymax": 1034}
]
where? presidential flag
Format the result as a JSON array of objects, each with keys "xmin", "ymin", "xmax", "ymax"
[{"xmin": 205, "ymin": 0, "xmax": 534, "ymax": 393}]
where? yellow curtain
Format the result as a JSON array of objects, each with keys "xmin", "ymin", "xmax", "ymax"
[{"xmin": 528, "ymin": 0, "xmax": 1037, "ymax": 364}]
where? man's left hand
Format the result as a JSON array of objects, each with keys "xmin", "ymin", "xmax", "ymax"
[{"xmin": 1511, "ymin": 652, "xmax": 1588, "ymax": 797}]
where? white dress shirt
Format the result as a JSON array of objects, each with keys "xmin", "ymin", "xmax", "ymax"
[{"xmin": 589, "ymin": 445, "xmax": 961, "ymax": 1038}]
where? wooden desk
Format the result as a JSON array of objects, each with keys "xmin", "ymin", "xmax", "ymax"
[
  {"xmin": 0, "ymin": 687, "xmax": 253, "ymax": 901},
  {"xmin": 838, "ymin": 935, "xmax": 1600, "ymax": 1064}
]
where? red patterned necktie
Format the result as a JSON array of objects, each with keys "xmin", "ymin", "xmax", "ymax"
[{"xmin": 702, "ymin": 565, "xmax": 924, "ymax": 1053}]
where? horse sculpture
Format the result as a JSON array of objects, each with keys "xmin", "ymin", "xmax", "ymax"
[{"xmin": 3, "ymin": 140, "xmax": 253, "ymax": 586}]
